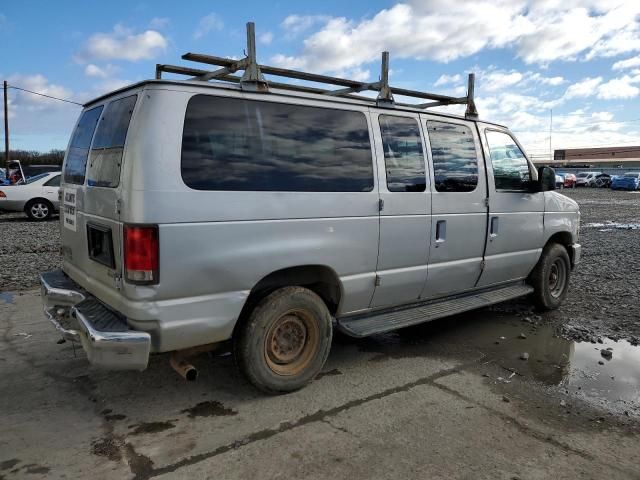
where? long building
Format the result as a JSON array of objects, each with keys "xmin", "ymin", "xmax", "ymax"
[{"xmin": 552, "ymin": 146, "xmax": 640, "ymax": 168}]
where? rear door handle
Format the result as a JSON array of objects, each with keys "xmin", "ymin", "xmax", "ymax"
[
  {"xmin": 490, "ymin": 216, "xmax": 499, "ymax": 239},
  {"xmin": 435, "ymin": 220, "xmax": 446, "ymax": 245}
]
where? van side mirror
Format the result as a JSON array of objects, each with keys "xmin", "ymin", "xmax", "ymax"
[{"xmin": 534, "ymin": 166, "xmax": 556, "ymax": 192}]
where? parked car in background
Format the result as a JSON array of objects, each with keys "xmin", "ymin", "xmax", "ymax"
[
  {"xmin": 6, "ymin": 160, "xmax": 61, "ymax": 185},
  {"xmin": 0, "ymin": 172, "xmax": 61, "ymax": 220},
  {"xmin": 594, "ymin": 173, "xmax": 612, "ymax": 188},
  {"xmin": 611, "ymin": 172, "xmax": 640, "ymax": 191},
  {"xmin": 555, "ymin": 173, "xmax": 565, "ymax": 189},
  {"xmin": 576, "ymin": 171, "xmax": 601, "ymax": 187},
  {"xmin": 562, "ymin": 173, "xmax": 577, "ymax": 188}
]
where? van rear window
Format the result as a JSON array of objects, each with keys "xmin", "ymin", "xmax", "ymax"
[
  {"xmin": 181, "ymin": 95, "xmax": 374, "ymax": 192},
  {"xmin": 63, "ymin": 106, "xmax": 103, "ymax": 185},
  {"xmin": 87, "ymin": 95, "xmax": 137, "ymax": 188}
]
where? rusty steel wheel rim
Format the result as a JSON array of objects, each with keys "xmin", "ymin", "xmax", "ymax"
[{"xmin": 264, "ymin": 309, "xmax": 320, "ymax": 376}]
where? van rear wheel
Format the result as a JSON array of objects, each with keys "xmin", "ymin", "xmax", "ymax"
[
  {"xmin": 529, "ymin": 243, "xmax": 571, "ymax": 311},
  {"xmin": 235, "ymin": 287, "xmax": 332, "ymax": 394}
]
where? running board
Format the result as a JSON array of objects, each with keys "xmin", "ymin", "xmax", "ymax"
[{"xmin": 337, "ymin": 283, "xmax": 533, "ymax": 338}]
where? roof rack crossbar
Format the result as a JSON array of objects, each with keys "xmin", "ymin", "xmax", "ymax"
[{"xmin": 156, "ymin": 22, "xmax": 479, "ymax": 114}]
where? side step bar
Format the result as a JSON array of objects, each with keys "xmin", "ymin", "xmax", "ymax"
[{"xmin": 337, "ymin": 283, "xmax": 533, "ymax": 338}]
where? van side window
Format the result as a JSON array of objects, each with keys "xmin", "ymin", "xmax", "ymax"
[
  {"xmin": 426, "ymin": 121, "xmax": 478, "ymax": 193},
  {"xmin": 181, "ymin": 95, "xmax": 374, "ymax": 192},
  {"xmin": 379, "ymin": 115, "xmax": 426, "ymax": 192},
  {"xmin": 63, "ymin": 106, "xmax": 103, "ymax": 185},
  {"xmin": 87, "ymin": 95, "xmax": 137, "ymax": 188},
  {"xmin": 485, "ymin": 130, "xmax": 531, "ymax": 191}
]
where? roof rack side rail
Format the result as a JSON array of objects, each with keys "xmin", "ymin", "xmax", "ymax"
[{"xmin": 154, "ymin": 21, "xmax": 479, "ymax": 116}]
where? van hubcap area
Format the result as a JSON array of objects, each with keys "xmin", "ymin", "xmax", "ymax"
[
  {"xmin": 265, "ymin": 310, "xmax": 319, "ymax": 376},
  {"xmin": 30, "ymin": 203, "xmax": 49, "ymax": 219},
  {"xmin": 548, "ymin": 259, "xmax": 567, "ymax": 298}
]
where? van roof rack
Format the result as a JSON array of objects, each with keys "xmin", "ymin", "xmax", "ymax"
[{"xmin": 155, "ymin": 22, "xmax": 479, "ymax": 119}]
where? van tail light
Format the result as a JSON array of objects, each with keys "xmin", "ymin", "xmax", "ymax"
[
  {"xmin": 0, "ymin": 191, "xmax": 5, "ymax": 198},
  {"xmin": 123, "ymin": 225, "xmax": 159, "ymax": 285}
]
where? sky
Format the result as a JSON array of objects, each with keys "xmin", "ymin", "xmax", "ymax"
[{"xmin": 1, "ymin": 0, "xmax": 640, "ymax": 160}]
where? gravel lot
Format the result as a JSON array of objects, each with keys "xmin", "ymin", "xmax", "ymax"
[
  {"xmin": 0, "ymin": 212, "xmax": 61, "ymax": 291},
  {"xmin": 1, "ymin": 188, "xmax": 639, "ymax": 343}
]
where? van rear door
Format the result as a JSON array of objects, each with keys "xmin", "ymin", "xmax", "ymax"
[{"xmin": 60, "ymin": 94, "xmax": 138, "ymax": 296}]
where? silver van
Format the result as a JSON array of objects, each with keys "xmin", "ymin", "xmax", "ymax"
[{"xmin": 40, "ymin": 25, "xmax": 580, "ymax": 393}]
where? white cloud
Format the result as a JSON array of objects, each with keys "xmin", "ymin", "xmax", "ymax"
[
  {"xmin": 259, "ymin": 31, "xmax": 274, "ymax": 45},
  {"xmin": 483, "ymin": 70, "xmax": 523, "ymax": 91},
  {"xmin": 281, "ymin": 15, "xmax": 330, "ymax": 37},
  {"xmin": 84, "ymin": 63, "xmax": 119, "ymax": 78},
  {"xmin": 613, "ymin": 55, "xmax": 640, "ymax": 70},
  {"xmin": 434, "ymin": 74, "xmax": 462, "ymax": 87},
  {"xmin": 561, "ymin": 74, "xmax": 640, "ymax": 100},
  {"xmin": 273, "ymin": 2, "xmax": 640, "ymax": 73},
  {"xmin": 597, "ymin": 76, "xmax": 640, "ymax": 100},
  {"xmin": 563, "ymin": 77, "xmax": 603, "ymax": 99},
  {"xmin": 77, "ymin": 24, "xmax": 167, "ymax": 62},
  {"xmin": 194, "ymin": 13, "xmax": 223, "ymax": 40},
  {"xmin": 149, "ymin": 17, "xmax": 170, "ymax": 30},
  {"xmin": 7, "ymin": 74, "xmax": 76, "ymax": 110}
]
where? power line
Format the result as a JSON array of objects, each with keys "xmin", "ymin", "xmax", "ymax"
[{"xmin": 7, "ymin": 84, "xmax": 83, "ymax": 106}]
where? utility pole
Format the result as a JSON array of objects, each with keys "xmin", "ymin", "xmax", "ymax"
[
  {"xmin": 549, "ymin": 109, "xmax": 553, "ymax": 163},
  {"xmin": 3, "ymin": 80, "xmax": 8, "ymax": 179}
]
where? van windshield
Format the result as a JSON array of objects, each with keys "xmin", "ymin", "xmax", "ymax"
[{"xmin": 87, "ymin": 95, "xmax": 137, "ymax": 188}]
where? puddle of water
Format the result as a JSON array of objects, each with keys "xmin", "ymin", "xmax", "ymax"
[
  {"xmin": 584, "ymin": 222, "xmax": 640, "ymax": 230},
  {"xmin": 0, "ymin": 292, "xmax": 14, "ymax": 304},
  {"xmin": 358, "ymin": 314, "xmax": 640, "ymax": 409}
]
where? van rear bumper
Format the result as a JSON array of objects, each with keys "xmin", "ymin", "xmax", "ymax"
[{"xmin": 40, "ymin": 269, "xmax": 151, "ymax": 371}]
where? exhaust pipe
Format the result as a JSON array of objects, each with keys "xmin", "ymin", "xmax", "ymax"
[
  {"xmin": 170, "ymin": 352, "xmax": 198, "ymax": 381},
  {"xmin": 169, "ymin": 343, "xmax": 221, "ymax": 381}
]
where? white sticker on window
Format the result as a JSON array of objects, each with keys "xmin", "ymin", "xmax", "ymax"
[{"xmin": 63, "ymin": 188, "xmax": 77, "ymax": 232}]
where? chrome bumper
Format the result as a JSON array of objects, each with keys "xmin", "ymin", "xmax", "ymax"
[{"xmin": 40, "ymin": 270, "xmax": 151, "ymax": 371}]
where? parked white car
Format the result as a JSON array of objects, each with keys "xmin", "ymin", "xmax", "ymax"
[
  {"xmin": 0, "ymin": 172, "xmax": 61, "ymax": 220},
  {"xmin": 575, "ymin": 171, "xmax": 601, "ymax": 187}
]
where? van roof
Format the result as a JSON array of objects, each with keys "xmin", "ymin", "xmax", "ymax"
[{"xmin": 84, "ymin": 78, "xmax": 509, "ymax": 130}]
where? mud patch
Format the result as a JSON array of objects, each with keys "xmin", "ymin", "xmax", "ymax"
[
  {"xmin": 124, "ymin": 443, "xmax": 154, "ymax": 479},
  {"xmin": 0, "ymin": 459, "xmax": 20, "ymax": 471},
  {"xmin": 128, "ymin": 421, "xmax": 175, "ymax": 436},
  {"xmin": 181, "ymin": 401, "xmax": 237, "ymax": 419},
  {"xmin": 24, "ymin": 464, "xmax": 50, "ymax": 474},
  {"xmin": 91, "ymin": 437, "xmax": 123, "ymax": 462},
  {"xmin": 317, "ymin": 368, "xmax": 343, "ymax": 379},
  {"xmin": 105, "ymin": 414, "xmax": 127, "ymax": 422}
]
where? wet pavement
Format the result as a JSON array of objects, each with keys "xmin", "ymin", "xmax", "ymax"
[
  {"xmin": 2, "ymin": 291, "xmax": 640, "ymax": 479},
  {"xmin": 360, "ymin": 311, "xmax": 640, "ymax": 418}
]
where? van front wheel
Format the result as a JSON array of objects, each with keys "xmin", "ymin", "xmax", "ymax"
[
  {"xmin": 529, "ymin": 243, "xmax": 571, "ymax": 311},
  {"xmin": 235, "ymin": 287, "xmax": 332, "ymax": 394}
]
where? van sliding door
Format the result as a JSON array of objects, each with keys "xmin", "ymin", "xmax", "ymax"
[
  {"xmin": 420, "ymin": 117, "xmax": 488, "ymax": 299},
  {"xmin": 369, "ymin": 112, "xmax": 431, "ymax": 308}
]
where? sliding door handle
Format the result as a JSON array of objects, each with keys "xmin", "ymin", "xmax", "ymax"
[
  {"xmin": 435, "ymin": 220, "xmax": 446, "ymax": 245},
  {"xmin": 490, "ymin": 216, "xmax": 499, "ymax": 239}
]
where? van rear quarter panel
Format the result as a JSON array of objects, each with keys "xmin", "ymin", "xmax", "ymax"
[{"xmin": 118, "ymin": 87, "xmax": 380, "ymax": 350}]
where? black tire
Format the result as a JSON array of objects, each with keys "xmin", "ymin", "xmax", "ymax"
[
  {"xmin": 25, "ymin": 199, "xmax": 53, "ymax": 221},
  {"xmin": 234, "ymin": 286, "xmax": 332, "ymax": 394},
  {"xmin": 528, "ymin": 243, "xmax": 571, "ymax": 311}
]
